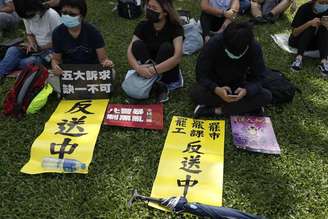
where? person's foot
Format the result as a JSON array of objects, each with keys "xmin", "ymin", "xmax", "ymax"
[
  {"xmin": 291, "ymin": 56, "xmax": 302, "ymax": 71},
  {"xmin": 263, "ymin": 12, "xmax": 276, "ymax": 23},
  {"xmin": 245, "ymin": 107, "xmax": 265, "ymax": 116},
  {"xmin": 319, "ymin": 62, "xmax": 328, "ymax": 77},
  {"xmin": 193, "ymin": 105, "xmax": 216, "ymax": 118},
  {"xmin": 155, "ymin": 82, "xmax": 169, "ymax": 103}
]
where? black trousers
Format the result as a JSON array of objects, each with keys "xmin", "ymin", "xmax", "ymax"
[
  {"xmin": 190, "ymin": 84, "xmax": 272, "ymax": 116},
  {"xmin": 132, "ymin": 40, "xmax": 179, "ymax": 84},
  {"xmin": 289, "ymin": 26, "xmax": 328, "ymax": 59},
  {"xmin": 200, "ymin": 12, "xmax": 225, "ymax": 37}
]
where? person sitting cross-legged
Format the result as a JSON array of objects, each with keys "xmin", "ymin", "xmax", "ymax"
[
  {"xmin": 289, "ymin": 0, "xmax": 328, "ymax": 76},
  {"xmin": 191, "ymin": 22, "xmax": 272, "ymax": 118}
]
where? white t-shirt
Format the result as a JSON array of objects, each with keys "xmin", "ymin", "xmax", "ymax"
[{"xmin": 23, "ymin": 8, "xmax": 62, "ymax": 47}]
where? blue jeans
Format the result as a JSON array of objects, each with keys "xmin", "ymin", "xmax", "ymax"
[{"xmin": 0, "ymin": 46, "xmax": 51, "ymax": 76}]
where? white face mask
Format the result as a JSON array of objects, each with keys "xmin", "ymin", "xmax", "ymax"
[{"xmin": 225, "ymin": 46, "xmax": 249, "ymax": 59}]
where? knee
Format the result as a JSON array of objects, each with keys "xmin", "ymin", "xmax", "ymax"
[
  {"xmin": 19, "ymin": 56, "xmax": 40, "ymax": 68},
  {"xmin": 131, "ymin": 40, "xmax": 146, "ymax": 54},
  {"xmin": 6, "ymin": 46, "xmax": 21, "ymax": 55},
  {"xmin": 158, "ymin": 42, "xmax": 174, "ymax": 56},
  {"xmin": 260, "ymin": 88, "xmax": 272, "ymax": 105}
]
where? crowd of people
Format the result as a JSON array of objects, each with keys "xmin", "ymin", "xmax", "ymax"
[{"xmin": 0, "ymin": 0, "xmax": 327, "ymax": 117}]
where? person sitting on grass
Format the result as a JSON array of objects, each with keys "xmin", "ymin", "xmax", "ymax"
[
  {"xmin": 192, "ymin": 22, "xmax": 272, "ymax": 118},
  {"xmin": 0, "ymin": 0, "xmax": 61, "ymax": 84},
  {"xmin": 0, "ymin": 0, "xmax": 20, "ymax": 38},
  {"xmin": 125, "ymin": 0, "xmax": 184, "ymax": 103},
  {"xmin": 289, "ymin": 0, "xmax": 328, "ymax": 76},
  {"xmin": 200, "ymin": 0, "xmax": 240, "ymax": 43},
  {"xmin": 51, "ymin": 0, "xmax": 114, "ymax": 77},
  {"xmin": 249, "ymin": 0, "xmax": 293, "ymax": 24}
]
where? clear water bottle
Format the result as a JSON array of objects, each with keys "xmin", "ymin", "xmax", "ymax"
[{"xmin": 42, "ymin": 157, "xmax": 87, "ymax": 173}]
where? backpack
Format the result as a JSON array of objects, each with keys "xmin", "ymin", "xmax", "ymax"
[
  {"xmin": 117, "ymin": 0, "xmax": 142, "ymax": 19},
  {"xmin": 261, "ymin": 69, "xmax": 297, "ymax": 105},
  {"xmin": 3, "ymin": 64, "xmax": 49, "ymax": 119}
]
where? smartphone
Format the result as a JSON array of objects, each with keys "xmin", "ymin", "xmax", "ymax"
[{"xmin": 227, "ymin": 91, "xmax": 239, "ymax": 98}]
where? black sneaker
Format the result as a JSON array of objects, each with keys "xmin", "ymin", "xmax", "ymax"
[
  {"xmin": 193, "ymin": 105, "xmax": 215, "ymax": 118},
  {"xmin": 319, "ymin": 62, "xmax": 328, "ymax": 77},
  {"xmin": 263, "ymin": 13, "xmax": 276, "ymax": 23},
  {"xmin": 245, "ymin": 107, "xmax": 265, "ymax": 116},
  {"xmin": 291, "ymin": 57, "xmax": 302, "ymax": 71},
  {"xmin": 155, "ymin": 82, "xmax": 169, "ymax": 103},
  {"xmin": 249, "ymin": 16, "xmax": 267, "ymax": 25}
]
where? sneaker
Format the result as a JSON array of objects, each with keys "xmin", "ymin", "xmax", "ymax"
[
  {"xmin": 155, "ymin": 82, "xmax": 169, "ymax": 103},
  {"xmin": 263, "ymin": 13, "xmax": 276, "ymax": 23},
  {"xmin": 166, "ymin": 69, "xmax": 184, "ymax": 91},
  {"xmin": 291, "ymin": 57, "xmax": 302, "ymax": 71},
  {"xmin": 249, "ymin": 16, "xmax": 267, "ymax": 25},
  {"xmin": 319, "ymin": 62, "xmax": 328, "ymax": 77},
  {"xmin": 245, "ymin": 107, "xmax": 265, "ymax": 116},
  {"xmin": 193, "ymin": 105, "xmax": 216, "ymax": 118}
]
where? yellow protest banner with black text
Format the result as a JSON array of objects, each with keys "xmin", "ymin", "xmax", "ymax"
[
  {"xmin": 149, "ymin": 116, "xmax": 225, "ymax": 210},
  {"xmin": 21, "ymin": 99, "xmax": 108, "ymax": 174}
]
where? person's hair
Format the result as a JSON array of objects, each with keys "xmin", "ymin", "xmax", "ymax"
[
  {"xmin": 223, "ymin": 22, "xmax": 254, "ymax": 55},
  {"xmin": 60, "ymin": 0, "xmax": 87, "ymax": 17},
  {"xmin": 145, "ymin": 0, "xmax": 182, "ymax": 27},
  {"xmin": 13, "ymin": 0, "xmax": 48, "ymax": 19}
]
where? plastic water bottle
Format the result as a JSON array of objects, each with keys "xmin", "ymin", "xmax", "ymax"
[{"xmin": 42, "ymin": 157, "xmax": 87, "ymax": 173}]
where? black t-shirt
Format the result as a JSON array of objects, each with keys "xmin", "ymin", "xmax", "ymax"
[
  {"xmin": 52, "ymin": 21, "xmax": 105, "ymax": 64},
  {"xmin": 134, "ymin": 20, "xmax": 184, "ymax": 55},
  {"xmin": 291, "ymin": 2, "xmax": 328, "ymax": 28},
  {"xmin": 196, "ymin": 34, "xmax": 266, "ymax": 97}
]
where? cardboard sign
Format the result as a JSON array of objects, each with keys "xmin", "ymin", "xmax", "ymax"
[
  {"xmin": 103, "ymin": 104, "xmax": 163, "ymax": 130},
  {"xmin": 149, "ymin": 116, "xmax": 225, "ymax": 211},
  {"xmin": 21, "ymin": 99, "xmax": 109, "ymax": 174},
  {"xmin": 231, "ymin": 116, "xmax": 280, "ymax": 154},
  {"xmin": 60, "ymin": 64, "xmax": 113, "ymax": 100}
]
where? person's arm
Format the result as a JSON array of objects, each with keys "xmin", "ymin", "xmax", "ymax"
[
  {"xmin": 243, "ymin": 42, "xmax": 265, "ymax": 97},
  {"xmin": 51, "ymin": 52, "xmax": 63, "ymax": 75},
  {"xmin": 201, "ymin": 0, "xmax": 225, "ymax": 16},
  {"xmin": 44, "ymin": 0, "xmax": 60, "ymax": 7},
  {"xmin": 96, "ymin": 47, "xmax": 114, "ymax": 68},
  {"xmin": 292, "ymin": 18, "xmax": 321, "ymax": 37},
  {"xmin": 0, "ymin": 1, "xmax": 15, "ymax": 13},
  {"xmin": 151, "ymin": 36, "xmax": 183, "ymax": 74}
]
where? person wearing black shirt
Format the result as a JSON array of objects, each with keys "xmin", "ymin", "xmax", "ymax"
[
  {"xmin": 51, "ymin": 0, "xmax": 114, "ymax": 75},
  {"xmin": 289, "ymin": 0, "xmax": 328, "ymax": 76},
  {"xmin": 126, "ymin": 0, "xmax": 184, "ymax": 103},
  {"xmin": 192, "ymin": 22, "xmax": 272, "ymax": 117}
]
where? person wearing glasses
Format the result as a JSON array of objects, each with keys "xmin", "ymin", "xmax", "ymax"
[
  {"xmin": 51, "ymin": 0, "xmax": 114, "ymax": 76},
  {"xmin": 0, "ymin": 0, "xmax": 61, "ymax": 83},
  {"xmin": 192, "ymin": 22, "xmax": 272, "ymax": 117}
]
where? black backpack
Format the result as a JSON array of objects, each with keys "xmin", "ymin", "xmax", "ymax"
[
  {"xmin": 261, "ymin": 69, "xmax": 297, "ymax": 105},
  {"xmin": 117, "ymin": 0, "xmax": 142, "ymax": 19}
]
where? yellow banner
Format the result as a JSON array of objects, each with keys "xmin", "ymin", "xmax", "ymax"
[
  {"xmin": 149, "ymin": 116, "xmax": 225, "ymax": 210},
  {"xmin": 21, "ymin": 99, "xmax": 109, "ymax": 174}
]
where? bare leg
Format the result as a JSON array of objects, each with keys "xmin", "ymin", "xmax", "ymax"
[
  {"xmin": 270, "ymin": 0, "xmax": 292, "ymax": 16},
  {"xmin": 251, "ymin": 1, "xmax": 262, "ymax": 17}
]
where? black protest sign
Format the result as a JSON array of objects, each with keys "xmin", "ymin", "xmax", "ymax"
[{"xmin": 60, "ymin": 64, "xmax": 113, "ymax": 100}]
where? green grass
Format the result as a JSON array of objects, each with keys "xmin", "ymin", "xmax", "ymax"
[{"xmin": 1, "ymin": 0, "xmax": 328, "ymax": 218}]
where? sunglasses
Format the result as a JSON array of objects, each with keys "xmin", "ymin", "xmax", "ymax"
[{"xmin": 61, "ymin": 11, "xmax": 80, "ymax": 17}]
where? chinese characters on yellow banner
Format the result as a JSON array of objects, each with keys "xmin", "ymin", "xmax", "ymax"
[
  {"xmin": 149, "ymin": 116, "xmax": 225, "ymax": 211},
  {"xmin": 21, "ymin": 99, "xmax": 109, "ymax": 174}
]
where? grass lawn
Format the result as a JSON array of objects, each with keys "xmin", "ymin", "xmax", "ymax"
[{"xmin": 1, "ymin": 0, "xmax": 328, "ymax": 218}]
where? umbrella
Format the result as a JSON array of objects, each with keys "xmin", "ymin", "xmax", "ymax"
[{"xmin": 128, "ymin": 189, "xmax": 265, "ymax": 219}]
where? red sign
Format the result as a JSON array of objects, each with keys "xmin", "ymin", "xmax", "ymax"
[{"xmin": 103, "ymin": 104, "xmax": 163, "ymax": 130}]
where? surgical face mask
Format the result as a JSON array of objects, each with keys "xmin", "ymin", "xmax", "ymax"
[
  {"xmin": 61, "ymin": 14, "xmax": 81, "ymax": 28},
  {"xmin": 314, "ymin": 2, "xmax": 328, "ymax": 14},
  {"xmin": 225, "ymin": 46, "xmax": 249, "ymax": 59},
  {"xmin": 146, "ymin": 8, "xmax": 160, "ymax": 23}
]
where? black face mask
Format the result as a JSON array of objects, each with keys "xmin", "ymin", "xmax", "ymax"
[{"xmin": 146, "ymin": 8, "xmax": 160, "ymax": 23}]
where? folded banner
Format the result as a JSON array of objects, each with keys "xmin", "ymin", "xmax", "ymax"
[
  {"xmin": 21, "ymin": 99, "xmax": 109, "ymax": 174},
  {"xmin": 149, "ymin": 116, "xmax": 225, "ymax": 210},
  {"xmin": 103, "ymin": 103, "xmax": 163, "ymax": 130}
]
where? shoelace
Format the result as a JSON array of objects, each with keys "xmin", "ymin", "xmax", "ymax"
[
  {"xmin": 162, "ymin": 197, "xmax": 180, "ymax": 210},
  {"xmin": 293, "ymin": 58, "xmax": 302, "ymax": 67}
]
